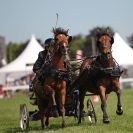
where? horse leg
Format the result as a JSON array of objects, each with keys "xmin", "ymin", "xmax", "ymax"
[
  {"xmin": 40, "ymin": 112, "xmax": 45, "ymax": 129},
  {"xmin": 46, "ymin": 86, "xmax": 59, "ymax": 117},
  {"xmin": 59, "ymin": 89, "xmax": 66, "ymax": 128},
  {"xmin": 99, "ymin": 86, "xmax": 110, "ymax": 123},
  {"xmin": 78, "ymin": 89, "xmax": 85, "ymax": 124},
  {"xmin": 37, "ymin": 99, "xmax": 46, "ymax": 129},
  {"xmin": 51, "ymin": 90, "xmax": 56, "ymax": 106},
  {"xmin": 50, "ymin": 90, "xmax": 59, "ymax": 117},
  {"xmin": 45, "ymin": 117, "xmax": 49, "ymax": 127},
  {"xmin": 45, "ymin": 110, "xmax": 50, "ymax": 127},
  {"xmin": 43, "ymin": 99, "xmax": 55, "ymax": 128},
  {"xmin": 116, "ymin": 89, "xmax": 123, "ymax": 115}
]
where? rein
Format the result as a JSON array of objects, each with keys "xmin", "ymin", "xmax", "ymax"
[
  {"xmin": 44, "ymin": 42, "xmax": 59, "ymax": 65},
  {"xmin": 89, "ymin": 54, "xmax": 123, "ymax": 77},
  {"xmin": 44, "ymin": 41, "xmax": 71, "ymax": 81}
]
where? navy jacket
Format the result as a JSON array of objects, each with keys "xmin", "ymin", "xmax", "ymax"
[{"xmin": 33, "ymin": 50, "xmax": 47, "ymax": 73}]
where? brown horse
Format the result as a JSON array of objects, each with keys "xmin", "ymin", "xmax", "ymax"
[
  {"xmin": 35, "ymin": 27, "xmax": 72, "ymax": 128},
  {"xmin": 74, "ymin": 27, "xmax": 123, "ymax": 124}
]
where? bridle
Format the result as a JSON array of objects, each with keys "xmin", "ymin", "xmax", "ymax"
[
  {"xmin": 54, "ymin": 34, "xmax": 69, "ymax": 55},
  {"xmin": 97, "ymin": 34, "xmax": 113, "ymax": 58}
]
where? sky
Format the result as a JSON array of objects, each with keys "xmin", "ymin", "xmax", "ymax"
[{"xmin": 0, "ymin": 0, "xmax": 133, "ymax": 43}]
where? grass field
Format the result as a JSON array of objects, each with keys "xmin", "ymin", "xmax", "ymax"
[{"xmin": 0, "ymin": 89, "xmax": 133, "ymax": 133}]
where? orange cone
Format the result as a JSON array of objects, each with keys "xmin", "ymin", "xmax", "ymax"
[{"xmin": 92, "ymin": 95, "xmax": 99, "ymax": 102}]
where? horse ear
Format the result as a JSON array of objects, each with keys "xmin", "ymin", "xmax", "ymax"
[
  {"xmin": 96, "ymin": 27, "xmax": 101, "ymax": 33},
  {"xmin": 66, "ymin": 29, "xmax": 69, "ymax": 35},
  {"xmin": 52, "ymin": 28, "xmax": 56, "ymax": 34},
  {"xmin": 111, "ymin": 37, "xmax": 114, "ymax": 44},
  {"xmin": 68, "ymin": 36, "xmax": 72, "ymax": 43},
  {"xmin": 106, "ymin": 27, "xmax": 110, "ymax": 34},
  {"xmin": 106, "ymin": 27, "xmax": 114, "ymax": 44},
  {"xmin": 96, "ymin": 27, "xmax": 101, "ymax": 38}
]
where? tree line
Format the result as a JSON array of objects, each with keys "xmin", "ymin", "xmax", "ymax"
[{"xmin": 5, "ymin": 26, "xmax": 133, "ymax": 63}]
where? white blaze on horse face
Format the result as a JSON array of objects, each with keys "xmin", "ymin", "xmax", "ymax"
[
  {"xmin": 60, "ymin": 43, "xmax": 68, "ymax": 55},
  {"xmin": 63, "ymin": 43, "xmax": 68, "ymax": 55},
  {"xmin": 99, "ymin": 35, "xmax": 112, "ymax": 54},
  {"xmin": 56, "ymin": 34, "xmax": 69, "ymax": 55}
]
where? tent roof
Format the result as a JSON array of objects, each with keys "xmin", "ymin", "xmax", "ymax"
[
  {"xmin": 0, "ymin": 35, "xmax": 43, "ymax": 73},
  {"xmin": 112, "ymin": 33, "xmax": 133, "ymax": 66}
]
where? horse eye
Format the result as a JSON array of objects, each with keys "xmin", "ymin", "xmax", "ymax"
[{"xmin": 66, "ymin": 45, "xmax": 69, "ymax": 48}]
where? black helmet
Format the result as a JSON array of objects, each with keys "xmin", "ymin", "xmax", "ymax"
[{"xmin": 44, "ymin": 38, "xmax": 54, "ymax": 47}]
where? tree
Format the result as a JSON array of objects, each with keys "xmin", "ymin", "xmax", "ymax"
[
  {"xmin": 6, "ymin": 42, "xmax": 21, "ymax": 63},
  {"xmin": 6, "ymin": 38, "xmax": 43, "ymax": 63},
  {"xmin": 69, "ymin": 34, "xmax": 86, "ymax": 59},
  {"xmin": 6, "ymin": 40, "xmax": 28, "ymax": 63}
]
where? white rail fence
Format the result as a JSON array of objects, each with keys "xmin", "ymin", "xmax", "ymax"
[
  {"xmin": 2, "ymin": 78, "xmax": 133, "ymax": 92},
  {"xmin": 120, "ymin": 78, "xmax": 133, "ymax": 88}
]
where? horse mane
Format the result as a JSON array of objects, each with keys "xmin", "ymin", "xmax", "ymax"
[
  {"xmin": 94, "ymin": 27, "xmax": 114, "ymax": 40},
  {"xmin": 52, "ymin": 27, "xmax": 69, "ymax": 36}
]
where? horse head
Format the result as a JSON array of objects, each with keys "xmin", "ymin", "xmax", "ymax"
[
  {"xmin": 76, "ymin": 28, "xmax": 123, "ymax": 125},
  {"xmin": 94, "ymin": 27, "xmax": 116, "ymax": 67},
  {"xmin": 96, "ymin": 27, "xmax": 114, "ymax": 56},
  {"xmin": 53, "ymin": 27, "xmax": 72, "ymax": 55}
]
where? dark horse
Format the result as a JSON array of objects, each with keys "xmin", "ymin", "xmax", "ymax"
[
  {"xmin": 35, "ymin": 27, "xmax": 72, "ymax": 128},
  {"xmin": 74, "ymin": 27, "xmax": 123, "ymax": 124}
]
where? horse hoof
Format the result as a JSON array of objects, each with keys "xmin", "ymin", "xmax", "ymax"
[
  {"xmin": 103, "ymin": 118, "xmax": 110, "ymax": 124},
  {"xmin": 116, "ymin": 110, "xmax": 123, "ymax": 115},
  {"xmin": 78, "ymin": 121, "xmax": 81, "ymax": 124},
  {"xmin": 78, "ymin": 119, "xmax": 82, "ymax": 124},
  {"xmin": 52, "ymin": 110, "xmax": 59, "ymax": 117},
  {"xmin": 45, "ymin": 121, "xmax": 49, "ymax": 127},
  {"xmin": 52, "ymin": 106, "xmax": 59, "ymax": 117},
  {"xmin": 62, "ymin": 123, "xmax": 66, "ymax": 128},
  {"xmin": 42, "ymin": 125, "xmax": 44, "ymax": 129}
]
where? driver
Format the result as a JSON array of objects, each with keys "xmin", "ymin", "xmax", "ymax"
[
  {"xmin": 29, "ymin": 38, "xmax": 55, "ymax": 105},
  {"xmin": 33, "ymin": 38, "xmax": 55, "ymax": 75}
]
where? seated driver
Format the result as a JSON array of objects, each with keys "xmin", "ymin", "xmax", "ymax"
[{"xmin": 29, "ymin": 38, "xmax": 55, "ymax": 105}]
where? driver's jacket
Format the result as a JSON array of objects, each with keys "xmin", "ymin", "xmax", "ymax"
[
  {"xmin": 33, "ymin": 50, "xmax": 47, "ymax": 73},
  {"xmin": 33, "ymin": 50, "xmax": 71, "ymax": 82}
]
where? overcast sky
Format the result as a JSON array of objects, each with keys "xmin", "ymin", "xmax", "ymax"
[{"xmin": 0, "ymin": 0, "xmax": 133, "ymax": 43}]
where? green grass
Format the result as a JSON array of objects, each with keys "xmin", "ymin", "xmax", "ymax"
[{"xmin": 0, "ymin": 89, "xmax": 133, "ymax": 133}]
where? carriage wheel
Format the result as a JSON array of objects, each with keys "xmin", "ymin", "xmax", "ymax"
[
  {"xmin": 20, "ymin": 104, "xmax": 29, "ymax": 130},
  {"xmin": 87, "ymin": 99, "xmax": 97, "ymax": 124}
]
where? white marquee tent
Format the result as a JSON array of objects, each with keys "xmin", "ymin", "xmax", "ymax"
[
  {"xmin": 1, "ymin": 33, "xmax": 132, "ymax": 73},
  {"xmin": 0, "ymin": 35, "xmax": 43, "ymax": 73},
  {"xmin": 1, "ymin": 33, "xmax": 133, "ymax": 85},
  {"xmin": 112, "ymin": 33, "xmax": 133, "ymax": 66},
  {"xmin": 112, "ymin": 33, "xmax": 133, "ymax": 88},
  {"xmin": 0, "ymin": 35, "xmax": 43, "ymax": 82}
]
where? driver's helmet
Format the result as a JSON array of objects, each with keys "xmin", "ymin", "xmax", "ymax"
[{"xmin": 44, "ymin": 38, "xmax": 54, "ymax": 48}]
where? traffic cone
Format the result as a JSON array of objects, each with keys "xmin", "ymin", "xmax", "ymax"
[
  {"xmin": 0, "ymin": 85, "xmax": 4, "ymax": 99},
  {"xmin": 92, "ymin": 95, "xmax": 99, "ymax": 102}
]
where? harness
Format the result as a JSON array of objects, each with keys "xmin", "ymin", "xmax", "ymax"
[
  {"xmin": 89, "ymin": 55, "xmax": 123, "ymax": 78},
  {"xmin": 49, "ymin": 68, "xmax": 71, "ymax": 81},
  {"xmin": 39, "ymin": 49, "xmax": 71, "ymax": 82}
]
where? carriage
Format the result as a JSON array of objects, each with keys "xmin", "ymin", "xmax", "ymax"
[
  {"xmin": 19, "ymin": 58, "xmax": 97, "ymax": 130},
  {"xmin": 19, "ymin": 27, "xmax": 124, "ymax": 130},
  {"xmin": 19, "ymin": 28, "xmax": 97, "ymax": 130},
  {"xmin": 19, "ymin": 85, "xmax": 97, "ymax": 130}
]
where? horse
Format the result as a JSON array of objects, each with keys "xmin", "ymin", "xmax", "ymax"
[
  {"xmin": 73, "ymin": 27, "xmax": 123, "ymax": 124},
  {"xmin": 34, "ymin": 27, "xmax": 72, "ymax": 128}
]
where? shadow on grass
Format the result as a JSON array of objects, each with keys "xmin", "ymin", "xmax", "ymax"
[{"xmin": 3, "ymin": 121, "xmax": 91, "ymax": 133}]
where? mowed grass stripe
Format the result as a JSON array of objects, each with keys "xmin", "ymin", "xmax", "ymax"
[{"xmin": 0, "ymin": 89, "xmax": 133, "ymax": 133}]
